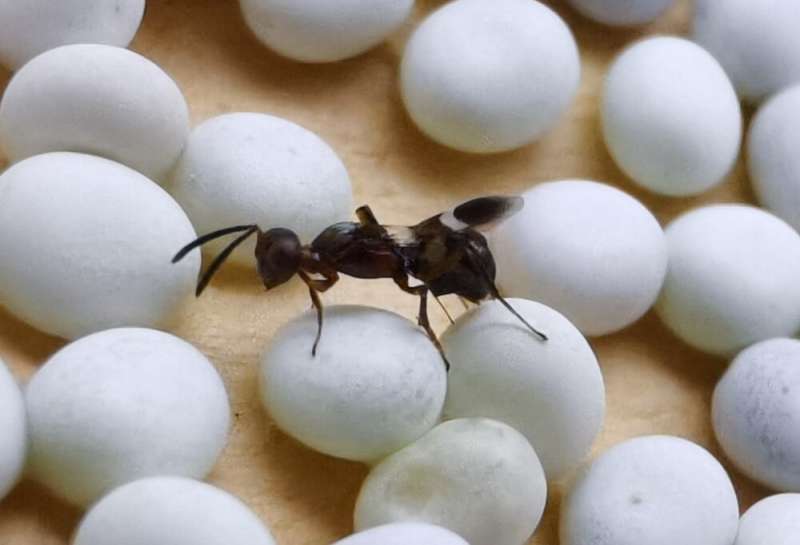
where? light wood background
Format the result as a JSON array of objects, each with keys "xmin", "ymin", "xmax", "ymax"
[{"xmin": 0, "ymin": 1, "xmax": 768, "ymax": 544}]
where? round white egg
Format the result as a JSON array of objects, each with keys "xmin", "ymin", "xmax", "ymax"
[
  {"xmin": 735, "ymin": 494, "xmax": 800, "ymax": 545},
  {"xmin": 491, "ymin": 180, "xmax": 667, "ymax": 336},
  {"xmin": 748, "ymin": 85, "xmax": 800, "ymax": 232},
  {"xmin": 73, "ymin": 477, "xmax": 276, "ymax": 545},
  {"xmin": 0, "ymin": 0, "xmax": 145, "ymax": 70},
  {"xmin": 0, "ymin": 44, "xmax": 189, "ymax": 181},
  {"xmin": 26, "ymin": 328, "xmax": 230, "ymax": 507},
  {"xmin": 0, "ymin": 357, "xmax": 26, "ymax": 500},
  {"xmin": 656, "ymin": 205, "xmax": 800, "ymax": 356},
  {"xmin": 602, "ymin": 37, "xmax": 741, "ymax": 196},
  {"xmin": 400, "ymin": 0, "xmax": 580, "ymax": 153},
  {"xmin": 260, "ymin": 305, "xmax": 446, "ymax": 463},
  {"xmin": 171, "ymin": 112, "xmax": 352, "ymax": 265},
  {"xmin": 712, "ymin": 339, "xmax": 800, "ymax": 492},
  {"xmin": 560, "ymin": 435, "xmax": 739, "ymax": 545},
  {"xmin": 693, "ymin": 0, "xmax": 800, "ymax": 103},
  {"xmin": 0, "ymin": 152, "xmax": 199, "ymax": 340},
  {"xmin": 240, "ymin": 0, "xmax": 414, "ymax": 63},
  {"xmin": 442, "ymin": 298, "xmax": 604, "ymax": 480},
  {"xmin": 566, "ymin": 0, "xmax": 675, "ymax": 26},
  {"xmin": 354, "ymin": 418, "xmax": 547, "ymax": 545},
  {"xmin": 333, "ymin": 523, "xmax": 469, "ymax": 545}
]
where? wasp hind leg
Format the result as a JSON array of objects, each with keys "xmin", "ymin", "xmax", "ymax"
[
  {"xmin": 464, "ymin": 246, "xmax": 548, "ymax": 342},
  {"xmin": 393, "ymin": 273, "xmax": 451, "ymax": 371},
  {"xmin": 490, "ymin": 287, "xmax": 548, "ymax": 341}
]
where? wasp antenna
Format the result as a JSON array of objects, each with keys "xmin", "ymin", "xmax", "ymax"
[
  {"xmin": 195, "ymin": 225, "xmax": 259, "ymax": 296},
  {"xmin": 172, "ymin": 224, "xmax": 258, "ymax": 264}
]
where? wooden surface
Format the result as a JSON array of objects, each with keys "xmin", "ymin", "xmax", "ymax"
[{"xmin": 0, "ymin": 1, "xmax": 769, "ymax": 544}]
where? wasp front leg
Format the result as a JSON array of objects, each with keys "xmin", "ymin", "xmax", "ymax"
[{"xmin": 298, "ymin": 269, "xmax": 340, "ymax": 356}]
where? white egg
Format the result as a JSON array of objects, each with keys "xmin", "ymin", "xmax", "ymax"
[
  {"xmin": 693, "ymin": 0, "xmax": 800, "ymax": 104},
  {"xmin": 171, "ymin": 112, "xmax": 352, "ymax": 265},
  {"xmin": 735, "ymin": 494, "xmax": 800, "ymax": 545},
  {"xmin": 0, "ymin": 357, "xmax": 26, "ymax": 500},
  {"xmin": 0, "ymin": 0, "xmax": 145, "ymax": 70},
  {"xmin": 333, "ymin": 523, "xmax": 469, "ymax": 545},
  {"xmin": 400, "ymin": 0, "xmax": 580, "ymax": 153},
  {"xmin": 73, "ymin": 477, "xmax": 276, "ymax": 545},
  {"xmin": 566, "ymin": 0, "xmax": 675, "ymax": 26},
  {"xmin": 748, "ymin": 85, "xmax": 800, "ymax": 232},
  {"xmin": 442, "ymin": 298, "xmax": 604, "ymax": 480},
  {"xmin": 354, "ymin": 418, "xmax": 547, "ymax": 545},
  {"xmin": 240, "ymin": 0, "xmax": 414, "ymax": 63},
  {"xmin": 260, "ymin": 305, "xmax": 446, "ymax": 463},
  {"xmin": 712, "ymin": 339, "xmax": 800, "ymax": 492},
  {"xmin": 560, "ymin": 435, "xmax": 739, "ymax": 545},
  {"xmin": 656, "ymin": 205, "xmax": 800, "ymax": 356},
  {"xmin": 491, "ymin": 180, "xmax": 667, "ymax": 336},
  {"xmin": 602, "ymin": 36, "xmax": 741, "ymax": 196},
  {"xmin": 0, "ymin": 44, "xmax": 189, "ymax": 181},
  {"xmin": 25, "ymin": 328, "xmax": 230, "ymax": 507},
  {"xmin": 0, "ymin": 152, "xmax": 199, "ymax": 340}
]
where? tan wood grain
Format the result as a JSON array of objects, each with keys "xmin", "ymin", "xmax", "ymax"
[{"xmin": 0, "ymin": 1, "xmax": 769, "ymax": 544}]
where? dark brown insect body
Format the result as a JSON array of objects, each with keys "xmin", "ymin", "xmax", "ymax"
[{"xmin": 173, "ymin": 196, "xmax": 547, "ymax": 368}]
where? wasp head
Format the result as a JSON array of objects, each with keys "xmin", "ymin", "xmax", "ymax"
[{"xmin": 255, "ymin": 228, "xmax": 302, "ymax": 289}]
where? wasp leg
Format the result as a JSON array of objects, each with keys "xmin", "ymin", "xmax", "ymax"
[
  {"xmin": 308, "ymin": 286, "xmax": 324, "ymax": 356},
  {"xmin": 458, "ymin": 296, "xmax": 471, "ymax": 311},
  {"xmin": 393, "ymin": 273, "xmax": 451, "ymax": 370},
  {"xmin": 298, "ymin": 270, "xmax": 340, "ymax": 356},
  {"xmin": 418, "ymin": 289, "xmax": 451, "ymax": 370},
  {"xmin": 490, "ymin": 287, "xmax": 548, "ymax": 341}
]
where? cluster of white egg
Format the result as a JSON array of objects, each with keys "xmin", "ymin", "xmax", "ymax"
[
  {"xmin": 0, "ymin": 0, "xmax": 355, "ymax": 542},
  {"xmin": 258, "ymin": 300, "xmax": 603, "ymax": 545},
  {"xmin": 1, "ymin": 0, "xmax": 800, "ymax": 545}
]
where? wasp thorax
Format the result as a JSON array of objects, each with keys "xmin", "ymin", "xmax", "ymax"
[{"xmin": 255, "ymin": 228, "xmax": 301, "ymax": 289}]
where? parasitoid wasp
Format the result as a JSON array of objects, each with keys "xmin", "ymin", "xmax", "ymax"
[{"xmin": 173, "ymin": 195, "xmax": 547, "ymax": 368}]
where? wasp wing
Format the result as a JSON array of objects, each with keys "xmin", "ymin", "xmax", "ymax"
[{"xmin": 440, "ymin": 195, "xmax": 524, "ymax": 231}]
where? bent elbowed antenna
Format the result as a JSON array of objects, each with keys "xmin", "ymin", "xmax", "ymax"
[{"xmin": 172, "ymin": 224, "xmax": 260, "ymax": 296}]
